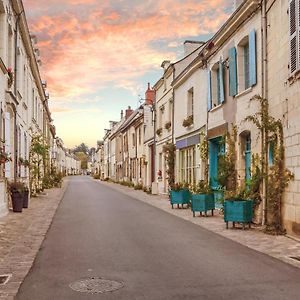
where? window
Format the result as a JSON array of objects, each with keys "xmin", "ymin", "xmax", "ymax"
[
  {"xmin": 228, "ymin": 29, "xmax": 256, "ymax": 96},
  {"xmin": 0, "ymin": 6, "xmax": 5, "ymax": 59},
  {"xmin": 244, "ymin": 43, "xmax": 250, "ymax": 89},
  {"xmin": 179, "ymin": 146, "xmax": 197, "ymax": 184},
  {"xmin": 138, "ymin": 127, "xmax": 141, "ymax": 145},
  {"xmin": 289, "ymin": 0, "xmax": 298, "ymax": 73},
  {"xmin": 208, "ymin": 61, "xmax": 225, "ymax": 109},
  {"xmin": 187, "ymin": 88, "xmax": 194, "ymax": 117},
  {"xmin": 132, "ymin": 132, "xmax": 135, "ymax": 147}
]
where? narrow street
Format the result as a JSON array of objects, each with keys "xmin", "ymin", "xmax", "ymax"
[{"xmin": 17, "ymin": 176, "xmax": 300, "ymax": 300}]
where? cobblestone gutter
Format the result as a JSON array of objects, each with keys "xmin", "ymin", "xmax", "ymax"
[{"xmin": 0, "ymin": 180, "xmax": 68, "ymax": 299}]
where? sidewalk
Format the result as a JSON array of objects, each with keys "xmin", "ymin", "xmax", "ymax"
[
  {"xmin": 99, "ymin": 180, "xmax": 300, "ymax": 269},
  {"xmin": 0, "ymin": 180, "xmax": 68, "ymax": 299}
]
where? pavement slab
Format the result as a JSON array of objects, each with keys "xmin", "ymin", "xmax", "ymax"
[{"xmin": 0, "ymin": 180, "xmax": 68, "ymax": 299}]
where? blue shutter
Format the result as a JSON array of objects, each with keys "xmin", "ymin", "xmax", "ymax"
[
  {"xmin": 249, "ymin": 29, "xmax": 257, "ymax": 86},
  {"xmin": 228, "ymin": 47, "xmax": 238, "ymax": 96},
  {"xmin": 219, "ymin": 60, "xmax": 225, "ymax": 103},
  {"xmin": 207, "ymin": 70, "xmax": 212, "ymax": 111}
]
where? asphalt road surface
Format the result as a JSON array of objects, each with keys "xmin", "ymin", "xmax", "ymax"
[{"xmin": 17, "ymin": 176, "xmax": 300, "ymax": 300}]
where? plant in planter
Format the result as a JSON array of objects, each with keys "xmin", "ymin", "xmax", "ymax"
[
  {"xmin": 23, "ymin": 185, "xmax": 30, "ymax": 208},
  {"xmin": 0, "ymin": 148, "xmax": 12, "ymax": 164},
  {"xmin": 8, "ymin": 181, "xmax": 26, "ymax": 212},
  {"xmin": 163, "ymin": 143, "xmax": 176, "ymax": 188},
  {"xmin": 169, "ymin": 182, "xmax": 190, "ymax": 209},
  {"xmin": 182, "ymin": 115, "xmax": 193, "ymax": 128},
  {"xmin": 190, "ymin": 180, "xmax": 215, "ymax": 217},
  {"xmin": 224, "ymin": 192, "xmax": 253, "ymax": 230},
  {"xmin": 156, "ymin": 128, "xmax": 162, "ymax": 136},
  {"xmin": 165, "ymin": 121, "xmax": 171, "ymax": 130}
]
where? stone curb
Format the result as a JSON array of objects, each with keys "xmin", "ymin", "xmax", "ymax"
[
  {"xmin": 0, "ymin": 179, "xmax": 69, "ymax": 299},
  {"xmin": 97, "ymin": 180, "xmax": 300, "ymax": 269}
]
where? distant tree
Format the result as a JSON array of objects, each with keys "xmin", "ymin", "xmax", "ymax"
[
  {"xmin": 75, "ymin": 151, "xmax": 88, "ymax": 170},
  {"xmin": 73, "ymin": 143, "xmax": 89, "ymax": 155}
]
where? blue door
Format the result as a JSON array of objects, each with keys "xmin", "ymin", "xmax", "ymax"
[
  {"xmin": 245, "ymin": 136, "xmax": 251, "ymax": 183},
  {"xmin": 209, "ymin": 137, "xmax": 224, "ymax": 189}
]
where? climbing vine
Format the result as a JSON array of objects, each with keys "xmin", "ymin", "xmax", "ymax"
[
  {"xmin": 29, "ymin": 134, "xmax": 49, "ymax": 195},
  {"xmin": 163, "ymin": 143, "xmax": 176, "ymax": 188},
  {"xmin": 198, "ymin": 132, "xmax": 209, "ymax": 184},
  {"xmin": 218, "ymin": 125, "xmax": 237, "ymax": 192},
  {"xmin": 244, "ymin": 95, "xmax": 294, "ymax": 234}
]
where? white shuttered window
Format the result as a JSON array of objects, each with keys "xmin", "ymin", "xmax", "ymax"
[{"xmin": 290, "ymin": 0, "xmax": 299, "ymax": 74}]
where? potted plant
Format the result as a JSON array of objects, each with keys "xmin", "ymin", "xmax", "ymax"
[
  {"xmin": 165, "ymin": 121, "xmax": 171, "ymax": 130},
  {"xmin": 156, "ymin": 128, "xmax": 162, "ymax": 136},
  {"xmin": 8, "ymin": 181, "xmax": 25, "ymax": 213},
  {"xmin": 169, "ymin": 182, "xmax": 190, "ymax": 209},
  {"xmin": 224, "ymin": 189, "xmax": 253, "ymax": 230},
  {"xmin": 23, "ymin": 185, "xmax": 30, "ymax": 208},
  {"xmin": 182, "ymin": 115, "xmax": 193, "ymax": 127},
  {"xmin": 190, "ymin": 180, "xmax": 215, "ymax": 217},
  {"xmin": 0, "ymin": 148, "xmax": 11, "ymax": 164}
]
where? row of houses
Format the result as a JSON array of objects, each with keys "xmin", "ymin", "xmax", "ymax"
[
  {"xmin": 95, "ymin": 0, "xmax": 300, "ymax": 237},
  {"xmin": 0, "ymin": 0, "xmax": 81, "ymax": 217}
]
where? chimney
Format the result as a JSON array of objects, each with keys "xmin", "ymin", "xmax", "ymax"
[
  {"xmin": 161, "ymin": 60, "xmax": 171, "ymax": 71},
  {"xmin": 120, "ymin": 110, "xmax": 124, "ymax": 120},
  {"xmin": 184, "ymin": 40, "xmax": 205, "ymax": 56},
  {"xmin": 145, "ymin": 83, "xmax": 155, "ymax": 106},
  {"xmin": 125, "ymin": 106, "xmax": 133, "ymax": 119}
]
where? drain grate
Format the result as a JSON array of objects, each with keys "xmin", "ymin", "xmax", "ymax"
[
  {"xmin": 290, "ymin": 256, "xmax": 300, "ymax": 262},
  {"xmin": 0, "ymin": 274, "xmax": 11, "ymax": 285},
  {"xmin": 69, "ymin": 277, "xmax": 124, "ymax": 294}
]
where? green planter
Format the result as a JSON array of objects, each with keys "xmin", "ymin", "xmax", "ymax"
[
  {"xmin": 170, "ymin": 189, "xmax": 190, "ymax": 209},
  {"xmin": 224, "ymin": 199, "xmax": 253, "ymax": 229},
  {"xmin": 23, "ymin": 190, "xmax": 29, "ymax": 208},
  {"xmin": 191, "ymin": 193, "xmax": 215, "ymax": 217}
]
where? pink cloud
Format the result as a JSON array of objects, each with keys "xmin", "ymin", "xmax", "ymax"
[{"xmin": 23, "ymin": 0, "xmax": 232, "ymax": 103}]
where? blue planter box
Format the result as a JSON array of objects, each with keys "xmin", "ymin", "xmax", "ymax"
[
  {"xmin": 224, "ymin": 200, "xmax": 253, "ymax": 229},
  {"xmin": 191, "ymin": 193, "xmax": 215, "ymax": 217},
  {"xmin": 170, "ymin": 189, "xmax": 190, "ymax": 208}
]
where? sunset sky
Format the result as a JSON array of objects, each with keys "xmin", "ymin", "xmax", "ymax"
[{"xmin": 23, "ymin": 0, "xmax": 233, "ymax": 148}]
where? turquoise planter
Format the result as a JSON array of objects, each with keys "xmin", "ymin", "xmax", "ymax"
[
  {"xmin": 170, "ymin": 189, "xmax": 191, "ymax": 208},
  {"xmin": 224, "ymin": 200, "xmax": 253, "ymax": 229},
  {"xmin": 191, "ymin": 193, "xmax": 215, "ymax": 217}
]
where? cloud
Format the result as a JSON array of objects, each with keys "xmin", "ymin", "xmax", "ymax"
[{"xmin": 23, "ymin": 0, "xmax": 232, "ymax": 146}]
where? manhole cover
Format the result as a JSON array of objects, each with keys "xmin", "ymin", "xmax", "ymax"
[
  {"xmin": 69, "ymin": 277, "xmax": 124, "ymax": 294},
  {"xmin": 0, "ymin": 274, "xmax": 11, "ymax": 285}
]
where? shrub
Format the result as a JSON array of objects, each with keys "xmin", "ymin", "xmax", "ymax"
[{"xmin": 134, "ymin": 184, "xmax": 143, "ymax": 190}]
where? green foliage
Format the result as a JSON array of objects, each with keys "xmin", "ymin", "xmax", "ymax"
[
  {"xmin": 163, "ymin": 143, "xmax": 176, "ymax": 187},
  {"xmin": 245, "ymin": 95, "xmax": 294, "ymax": 234},
  {"xmin": 134, "ymin": 183, "xmax": 143, "ymax": 190},
  {"xmin": 75, "ymin": 152, "xmax": 88, "ymax": 170},
  {"xmin": 93, "ymin": 174, "xmax": 100, "ymax": 180},
  {"xmin": 190, "ymin": 180, "xmax": 212, "ymax": 194},
  {"xmin": 217, "ymin": 126, "xmax": 237, "ymax": 191},
  {"xmin": 182, "ymin": 115, "xmax": 194, "ymax": 127},
  {"xmin": 170, "ymin": 182, "xmax": 189, "ymax": 191}
]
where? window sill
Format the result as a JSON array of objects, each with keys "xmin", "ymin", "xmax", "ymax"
[
  {"xmin": 288, "ymin": 69, "xmax": 300, "ymax": 85},
  {"xmin": 234, "ymin": 87, "xmax": 253, "ymax": 99},
  {"xmin": 210, "ymin": 103, "xmax": 223, "ymax": 112}
]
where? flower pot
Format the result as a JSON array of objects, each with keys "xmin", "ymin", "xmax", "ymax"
[
  {"xmin": 23, "ymin": 190, "xmax": 29, "ymax": 208},
  {"xmin": 11, "ymin": 191, "xmax": 23, "ymax": 213},
  {"xmin": 191, "ymin": 193, "xmax": 215, "ymax": 217},
  {"xmin": 224, "ymin": 199, "xmax": 253, "ymax": 229},
  {"xmin": 170, "ymin": 189, "xmax": 190, "ymax": 208}
]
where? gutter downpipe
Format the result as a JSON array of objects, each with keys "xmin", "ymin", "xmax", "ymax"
[
  {"xmin": 261, "ymin": 0, "xmax": 268, "ymax": 226},
  {"xmin": 13, "ymin": 10, "xmax": 24, "ymax": 180},
  {"xmin": 153, "ymin": 92, "xmax": 157, "ymax": 191}
]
